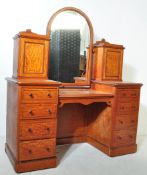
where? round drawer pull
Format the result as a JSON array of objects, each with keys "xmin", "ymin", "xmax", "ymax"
[
  {"xmin": 46, "ymin": 148, "xmax": 50, "ymax": 152},
  {"xmin": 129, "ymin": 135, "xmax": 133, "ymax": 139},
  {"xmin": 121, "ymin": 106, "xmax": 125, "ymax": 110},
  {"xmin": 29, "ymin": 110, "xmax": 33, "ymax": 115},
  {"xmin": 132, "ymin": 106, "xmax": 136, "ymax": 109},
  {"xmin": 122, "ymin": 93, "xmax": 126, "ymax": 97},
  {"xmin": 29, "ymin": 93, "xmax": 33, "ymax": 98},
  {"xmin": 48, "ymin": 109, "xmax": 52, "ymax": 114},
  {"xmin": 131, "ymin": 120, "xmax": 135, "ymax": 123},
  {"xmin": 119, "ymin": 120, "xmax": 123, "ymax": 124},
  {"xmin": 48, "ymin": 93, "xmax": 51, "ymax": 97},
  {"xmin": 131, "ymin": 93, "xmax": 137, "ymax": 97},
  {"xmin": 28, "ymin": 128, "xmax": 33, "ymax": 133},
  {"xmin": 28, "ymin": 149, "xmax": 32, "ymax": 154},
  {"xmin": 117, "ymin": 136, "xmax": 122, "ymax": 140},
  {"xmin": 46, "ymin": 128, "xmax": 50, "ymax": 132}
]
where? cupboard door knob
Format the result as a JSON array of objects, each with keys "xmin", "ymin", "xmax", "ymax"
[
  {"xmin": 28, "ymin": 149, "xmax": 32, "ymax": 154},
  {"xmin": 46, "ymin": 148, "xmax": 50, "ymax": 152},
  {"xmin": 29, "ymin": 93, "xmax": 33, "ymax": 98},
  {"xmin": 28, "ymin": 128, "xmax": 33, "ymax": 133},
  {"xmin": 131, "ymin": 120, "xmax": 135, "ymax": 123}
]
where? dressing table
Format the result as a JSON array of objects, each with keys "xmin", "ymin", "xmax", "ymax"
[{"xmin": 5, "ymin": 7, "xmax": 142, "ymax": 173}]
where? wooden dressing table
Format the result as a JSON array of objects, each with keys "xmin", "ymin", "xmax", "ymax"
[{"xmin": 5, "ymin": 7, "xmax": 142, "ymax": 173}]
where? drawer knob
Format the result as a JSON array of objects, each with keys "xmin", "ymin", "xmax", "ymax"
[
  {"xmin": 29, "ymin": 110, "xmax": 33, "ymax": 115},
  {"xmin": 46, "ymin": 148, "xmax": 50, "ymax": 152},
  {"xmin": 28, "ymin": 128, "xmax": 33, "ymax": 133},
  {"xmin": 132, "ymin": 106, "xmax": 137, "ymax": 109},
  {"xmin": 117, "ymin": 136, "xmax": 122, "ymax": 140},
  {"xmin": 129, "ymin": 135, "xmax": 133, "ymax": 139},
  {"xmin": 46, "ymin": 128, "xmax": 50, "ymax": 132},
  {"xmin": 29, "ymin": 93, "xmax": 33, "ymax": 98},
  {"xmin": 121, "ymin": 106, "xmax": 125, "ymax": 110},
  {"xmin": 119, "ymin": 120, "xmax": 123, "ymax": 124},
  {"xmin": 131, "ymin": 93, "xmax": 137, "ymax": 97},
  {"xmin": 48, "ymin": 93, "xmax": 51, "ymax": 97},
  {"xmin": 28, "ymin": 149, "xmax": 32, "ymax": 154},
  {"xmin": 48, "ymin": 109, "xmax": 52, "ymax": 114},
  {"xmin": 122, "ymin": 93, "xmax": 126, "ymax": 97}
]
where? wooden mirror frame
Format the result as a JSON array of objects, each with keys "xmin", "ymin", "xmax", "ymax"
[{"xmin": 46, "ymin": 7, "xmax": 94, "ymax": 87}]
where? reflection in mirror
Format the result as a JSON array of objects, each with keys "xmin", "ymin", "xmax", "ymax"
[{"xmin": 49, "ymin": 10, "xmax": 90, "ymax": 83}]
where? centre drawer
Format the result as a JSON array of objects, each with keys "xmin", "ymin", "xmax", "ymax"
[
  {"xmin": 19, "ymin": 138, "xmax": 56, "ymax": 161},
  {"xmin": 20, "ymin": 104, "xmax": 57, "ymax": 119},
  {"xmin": 19, "ymin": 119, "xmax": 56, "ymax": 140},
  {"xmin": 21, "ymin": 87, "xmax": 58, "ymax": 103}
]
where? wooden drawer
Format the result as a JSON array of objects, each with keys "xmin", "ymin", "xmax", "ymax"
[
  {"xmin": 118, "ymin": 89, "xmax": 139, "ymax": 101},
  {"xmin": 21, "ymin": 87, "xmax": 58, "ymax": 103},
  {"xmin": 19, "ymin": 139, "xmax": 56, "ymax": 161},
  {"xmin": 114, "ymin": 114, "xmax": 137, "ymax": 130},
  {"xmin": 117, "ymin": 102, "xmax": 138, "ymax": 114},
  {"xmin": 20, "ymin": 104, "xmax": 57, "ymax": 119},
  {"xmin": 112, "ymin": 129, "xmax": 136, "ymax": 147},
  {"xmin": 19, "ymin": 119, "xmax": 56, "ymax": 140}
]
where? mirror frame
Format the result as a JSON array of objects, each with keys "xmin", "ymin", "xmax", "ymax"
[{"xmin": 46, "ymin": 7, "xmax": 93, "ymax": 87}]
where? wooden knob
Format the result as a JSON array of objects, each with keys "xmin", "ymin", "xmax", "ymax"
[
  {"xmin": 28, "ymin": 128, "xmax": 33, "ymax": 133},
  {"xmin": 48, "ymin": 93, "xmax": 51, "ymax": 97},
  {"xmin": 132, "ymin": 106, "xmax": 136, "ymax": 109},
  {"xmin": 129, "ymin": 135, "xmax": 133, "ymax": 139},
  {"xmin": 117, "ymin": 136, "xmax": 122, "ymax": 140},
  {"xmin": 46, "ymin": 148, "xmax": 50, "ymax": 152},
  {"xmin": 28, "ymin": 149, "xmax": 32, "ymax": 154},
  {"xmin": 29, "ymin": 93, "xmax": 33, "ymax": 98},
  {"xmin": 119, "ymin": 120, "xmax": 123, "ymax": 124},
  {"xmin": 131, "ymin": 93, "xmax": 136, "ymax": 97},
  {"xmin": 48, "ymin": 109, "xmax": 52, "ymax": 114},
  {"xmin": 29, "ymin": 110, "xmax": 33, "ymax": 115},
  {"xmin": 131, "ymin": 120, "xmax": 135, "ymax": 123},
  {"xmin": 121, "ymin": 106, "xmax": 125, "ymax": 110},
  {"xmin": 46, "ymin": 128, "xmax": 50, "ymax": 132},
  {"xmin": 122, "ymin": 93, "xmax": 126, "ymax": 97}
]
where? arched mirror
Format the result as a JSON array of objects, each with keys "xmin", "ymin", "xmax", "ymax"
[{"xmin": 46, "ymin": 7, "xmax": 93, "ymax": 86}]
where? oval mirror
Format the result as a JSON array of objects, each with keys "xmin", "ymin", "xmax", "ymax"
[{"xmin": 47, "ymin": 7, "xmax": 93, "ymax": 86}]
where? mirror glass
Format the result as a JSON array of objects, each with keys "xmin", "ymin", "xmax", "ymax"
[{"xmin": 49, "ymin": 10, "xmax": 90, "ymax": 83}]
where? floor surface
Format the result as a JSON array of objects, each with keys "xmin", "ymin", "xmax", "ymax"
[{"xmin": 0, "ymin": 136, "xmax": 147, "ymax": 175}]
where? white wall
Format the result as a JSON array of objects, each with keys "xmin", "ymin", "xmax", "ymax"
[{"xmin": 0, "ymin": 0, "xmax": 147, "ymax": 136}]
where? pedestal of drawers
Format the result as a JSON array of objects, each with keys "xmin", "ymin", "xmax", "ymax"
[
  {"xmin": 110, "ymin": 88, "xmax": 141, "ymax": 156},
  {"xmin": 5, "ymin": 82, "xmax": 59, "ymax": 173}
]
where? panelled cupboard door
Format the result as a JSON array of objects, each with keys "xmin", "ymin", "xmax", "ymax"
[{"xmin": 18, "ymin": 38, "xmax": 49, "ymax": 78}]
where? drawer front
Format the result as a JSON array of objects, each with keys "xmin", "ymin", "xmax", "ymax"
[
  {"xmin": 19, "ymin": 119, "xmax": 56, "ymax": 140},
  {"xmin": 117, "ymin": 102, "xmax": 138, "ymax": 114},
  {"xmin": 118, "ymin": 89, "xmax": 139, "ymax": 101},
  {"xmin": 20, "ymin": 104, "xmax": 57, "ymax": 119},
  {"xmin": 21, "ymin": 87, "xmax": 58, "ymax": 103},
  {"xmin": 114, "ymin": 114, "xmax": 137, "ymax": 130},
  {"xmin": 112, "ymin": 129, "xmax": 136, "ymax": 147},
  {"xmin": 19, "ymin": 139, "xmax": 56, "ymax": 161}
]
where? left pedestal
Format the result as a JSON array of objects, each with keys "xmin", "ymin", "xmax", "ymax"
[{"xmin": 5, "ymin": 79, "xmax": 60, "ymax": 173}]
